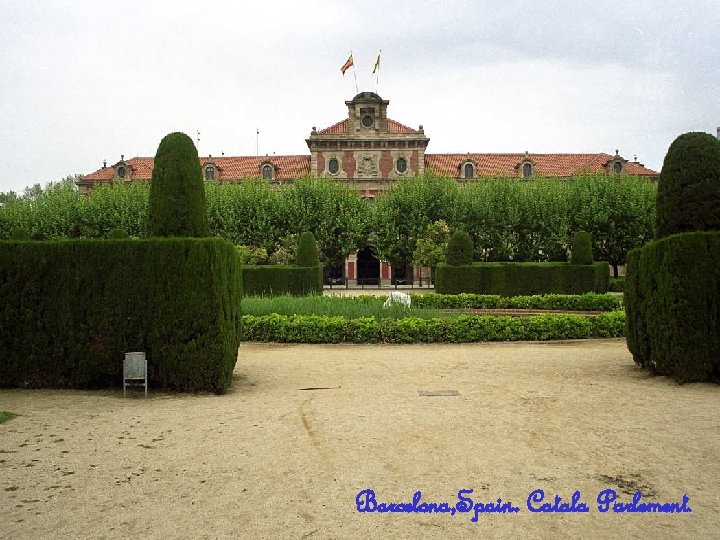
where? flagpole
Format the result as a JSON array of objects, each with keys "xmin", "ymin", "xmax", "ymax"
[
  {"xmin": 352, "ymin": 59, "xmax": 359, "ymax": 94},
  {"xmin": 375, "ymin": 50, "xmax": 381, "ymax": 93}
]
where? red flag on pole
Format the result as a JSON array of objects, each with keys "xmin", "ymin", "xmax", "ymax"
[{"xmin": 341, "ymin": 54, "xmax": 354, "ymax": 75}]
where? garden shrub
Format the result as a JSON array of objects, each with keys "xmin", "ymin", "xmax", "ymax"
[
  {"xmin": 435, "ymin": 262, "xmax": 609, "ymax": 295},
  {"xmin": 147, "ymin": 132, "xmax": 209, "ymax": 237},
  {"xmin": 241, "ymin": 265, "xmax": 322, "ymax": 296},
  {"xmin": 411, "ymin": 292, "xmax": 620, "ymax": 311},
  {"xmin": 570, "ymin": 231, "xmax": 593, "ymax": 265},
  {"xmin": 295, "ymin": 231, "xmax": 320, "ymax": 266},
  {"xmin": 608, "ymin": 277, "xmax": 625, "ymax": 292},
  {"xmin": 446, "ymin": 230, "xmax": 473, "ymax": 265},
  {"xmin": 0, "ymin": 238, "xmax": 242, "ymax": 393},
  {"xmin": 625, "ymin": 231, "xmax": 720, "ymax": 382},
  {"xmin": 240, "ymin": 311, "xmax": 625, "ymax": 343},
  {"xmin": 107, "ymin": 227, "xmax": 129, "ymax": 239},
  {"xmin": 656, "ymin": 132, "xmax": 720, "ymax": 238}
]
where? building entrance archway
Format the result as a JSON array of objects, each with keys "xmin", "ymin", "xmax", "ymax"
[{"xmin": 356, "ymin": 246, "xmax": 380, "ymax": 285}]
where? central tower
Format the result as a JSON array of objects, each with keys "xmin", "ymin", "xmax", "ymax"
[{"xmin": 306, "ymin": 92, "xmax": 429, "ymax": 194}]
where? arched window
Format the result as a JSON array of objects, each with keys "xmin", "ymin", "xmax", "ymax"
[
  {"xmin": 205, "ymin": 166, "xmax": 215, "ymax": 180},
  {"xmin": 396, "ymin": 157, "xmax": 407, "ymax": 173},
  {"xmin": 464, "ymin": 162, "xmax": 474, "ymax": 179},
  {"xmin": 613, "ymin": 161, "xmax": 623, "ymax": 174},
  {"xmin": 117, "ymin": 166, "xmax": 126, "ymax": 179},
  {"xmin": 522, "ymin": 162, "xmax": 532, "ymax": 178},
  {"xmin": 262, "ymin": 164, "xmax": 273, "ymax": 180},
  {"xmin": 328, "ymin": 158, "xmax": 339, "ymax": 174}
]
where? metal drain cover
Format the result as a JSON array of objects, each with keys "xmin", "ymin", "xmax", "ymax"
[{"xmin": 418, "ymin": 390, "xmax": 460, "ymax": 397}]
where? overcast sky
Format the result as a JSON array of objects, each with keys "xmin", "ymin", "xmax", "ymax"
[{"xmin": 1, "ymin": 0, "xmax": 718, "ymax": 194}]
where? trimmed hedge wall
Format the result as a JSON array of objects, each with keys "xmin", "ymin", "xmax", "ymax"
[
  {"xmin": 625, "ymin": 231, "xmax": 720, "ymax": 382},
  {"xmin": 435, "ymin": 262, "xmax": 609, "ymax": 295},
  {"xmin": 241, "ymin": 264, "xmax": 323, "ymax": 296},
  {"xmin": 241, "ymin": 312, "xmax": 625, "ymax": 343},
  {"xmin": 411, "ymin": 293, "xmax": 621, "ymax": 311},
  {"xmin": 0, "ymin": 238, "xmax": 242, "ymax": 393}
]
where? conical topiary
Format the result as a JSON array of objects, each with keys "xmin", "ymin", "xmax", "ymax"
[
  {"xmin": 446, "ymin": 230, "xmax": 473, "ymax": 265},
  {"xmin": 295, "ymin": 231, "xmax": 319, "ymax": 266},
  {"xmin": 656, "ymin": 132, "xmax": 720, "ymax": 238},
  {"xmin": 147, "ymin": 132, "xmax": 208, "ymax": 237},
  {"xmin": 570, "ymin": 231, "xmax": 594, "ymax": 265}
]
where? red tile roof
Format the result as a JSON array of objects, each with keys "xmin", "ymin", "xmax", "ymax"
[
  {"xmin": 425, "ymin": 153, "xmax": 658, "ymax": 177},
  {"xmin": 80, "ymin": 152, "xmax": 657, "ymax": 185},
  {"xmin": 316, "ymin": 118, "xmax": 419, "ymax": 135},
  {"xmin": 81, "ymin": 155, "xmax": 311, "ymax": 182},
  {"xmin": 317, "ymin": 119, "xmax": 348, "ymax": 135},
  {"xmin": 387, "ymin": 119, "xmax": 419, "ymax": 134}
]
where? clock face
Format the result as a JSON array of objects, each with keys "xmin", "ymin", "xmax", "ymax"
[{"xmin": 361, "ymin": 115, "xmax": 374, "ymax": 128}]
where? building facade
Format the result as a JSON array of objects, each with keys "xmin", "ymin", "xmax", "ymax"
[{"xmin": 78, "ymin": 92, "xmax": 658, "ymax": 285}]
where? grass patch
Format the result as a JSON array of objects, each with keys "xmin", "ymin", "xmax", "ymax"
[
  {"xmin": 241, "ymin": 292, "xmax": 622, "ymax": 320},
  {"xmin": 241, "ymin": 294, "xmax": 447, "ymax": 320},
  {"xmin": 0, "ymin": 411, "xmax": 17, "ymax": 424}
]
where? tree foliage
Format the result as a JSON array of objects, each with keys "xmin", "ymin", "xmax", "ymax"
[{"xmin": 147, "ymin": 132, "xmax": 208, "ymax": 237}]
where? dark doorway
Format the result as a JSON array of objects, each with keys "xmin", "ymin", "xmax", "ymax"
[
  {"xmin": 391, "ymin": 263, "xmax": 410, "ymax": 285},
  {"xmin": 356, "ymin": 246, "xmax": 380, "ymax": 285},
  {"xmin": 325, "ymin": 263, "xmax": 345, "ymax": 285}
]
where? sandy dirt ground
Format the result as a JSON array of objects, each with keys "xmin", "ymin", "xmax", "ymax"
[{"xmin": 1, "ymin": 339, "xmax": 718, "ymax": 539}]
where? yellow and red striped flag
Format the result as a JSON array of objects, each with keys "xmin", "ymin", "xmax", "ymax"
[{"xmin": 341, "ymin": 54, "xmax": 354, "ymax": 75}]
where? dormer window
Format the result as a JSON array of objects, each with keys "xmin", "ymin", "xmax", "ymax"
[
  {"xmin": 522, "ymin": 163, "xmax": 532, "ymax": 178},
  {"xmin": 606, "ymin": 150, "xmax": 627, "ymax": 175},
  {"xmin": 117, "ymin": 166, "xmax": 126, "ymax": 179},
  {"xmin": 204, "ymin": 165, "xmax": 216, "ymax": 180},
  {"xmin": 261, "ymin": 163, "xmax": 274, "ymax": 180},
  {"xmin": 463, "ymin": 162, "xmax": 475, "ymax": 179}
]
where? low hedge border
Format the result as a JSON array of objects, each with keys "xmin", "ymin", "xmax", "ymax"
[
  {"xmin": 241, "ymin": 264, "xmax": 322, "ymax": 296},
  {"xmin": 410, "ymin": 293, "xmax": 621, "ymax": 311},
  {"xmin": 241, "ymin": 312, "xmax": 625, "ymax": 343}
]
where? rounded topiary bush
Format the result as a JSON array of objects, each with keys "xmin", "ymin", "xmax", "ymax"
[
  {"xmin": 446, "ymin": 230, "xmax": 473, "ymax": 265},
  {"xmin": 9, "ymin": 228, "xmax": 30, "ymax": 241},
  {"xmin": 570, "ymin": 231, "xmax": 594, "ymax": 264},
  {"xmin": 147, "ymin": 132, "xmax": 208, "ymax": 237},
  {"xmin": 656, "ymin": 131, "xmax": 720, "ymax": 238},
  {"xmin": 107, "ymin": 228, "xmax": 129, "ymax": 239},
  {"xmin": 295, "ymin": 231, "xmax": 319, "ymax": 266}
]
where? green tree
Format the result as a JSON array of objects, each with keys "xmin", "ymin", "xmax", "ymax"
[
  {"xmin": 283, "ymin": 177, "xmax": 365, "ymax": 267},
  {"xmin": 656, "ymin": 131, "xmax": 720, "ymax": 237},
  {"xmin": 372, "ymin": 173, "xmax": 459, "ymax": 267},
  {"xmin": 412, "ymin": 220, "xmax": 450, "ymax": 284},
  {"xmin": 147, "ymin": 132, "xmax": 208, "ymax": 237}
]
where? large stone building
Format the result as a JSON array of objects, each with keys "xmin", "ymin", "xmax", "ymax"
[{"xmin": 79, "ymin": 92, "xmax": 658, "ymax": 285}]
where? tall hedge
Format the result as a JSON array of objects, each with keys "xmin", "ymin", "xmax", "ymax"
[
  {"xmin": 147, "ymin": 132, "xmax": 209, "ymax": 237},
  {"xmin": 241, "ymin": 265, "xmax": 323, "ymax": 296},
  {"xmin": 625, "ymin": 232, "xmax": 720, "ymax": 382},
  {"xmin": 435, "ymin": 262, "xmax": 609, "ymax": 295},
  {"xmin": 570, "ymin": 231, "xmax": 594, "ymax": 264},
  {"xmin": 446, "ymin": 230, "xmax": 473, "ymax": 265},
  {"xmin": 0, "ymin": 238, "xmax": 242, "ymax": 393},
  {"xmin": 656, "ymin": 132, "xmax": 720, "ymax": 238},
  {"xmin": 296, "ymin": 231, "xmax": 320, "ymax": 266}
]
